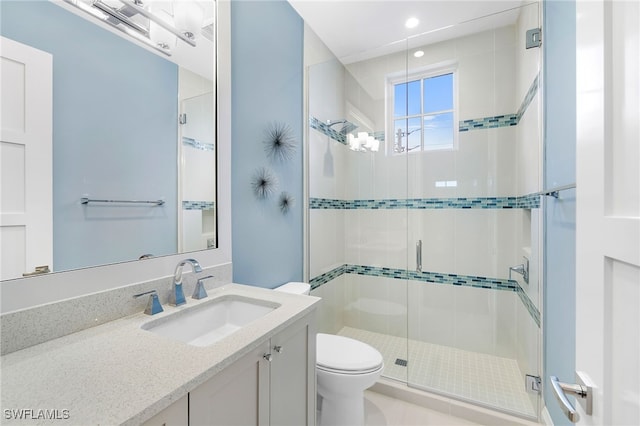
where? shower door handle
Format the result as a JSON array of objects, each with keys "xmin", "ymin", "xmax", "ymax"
[
  {"xmin": 416, "ymin": 240, "xmax": 422, "ymax": 272},
  {"xmin": 550, "ymin": 372, "xmax": 593, "ymax": 423}
]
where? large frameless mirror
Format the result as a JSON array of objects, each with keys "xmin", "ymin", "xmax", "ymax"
[{"xmin": 0, "ymin": 0, "xmax": 217, "ymax": 281}]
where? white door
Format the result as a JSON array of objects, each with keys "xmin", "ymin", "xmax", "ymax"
[
  {"xmin": 574, "ymin": 1, "xmax": 640, "ymax": 425},
  {"xmin": 0, "ymin": 37, "xmax": 53, "ymax": 280}
]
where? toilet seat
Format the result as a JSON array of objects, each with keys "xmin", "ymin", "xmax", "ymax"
[
  {"xmin": 317, "ymin": 363, "xmax": 383, "ymax": 375},
  {"xmin": 316, "ymin": 333, "xmax": 383, "ymax": 375}
]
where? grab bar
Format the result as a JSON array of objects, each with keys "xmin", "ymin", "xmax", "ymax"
[
  {"xmin": 416, "ymin": 240, "xmax": 422, "ymax": 273},
  {"xmin": 81, "ymin": 197, "xmax": 165, "ymax": 206}
]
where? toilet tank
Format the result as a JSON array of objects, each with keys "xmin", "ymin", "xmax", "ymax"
[{"xmin": 274, "ymin": 282, "xmax": 311, "ymax": 295}]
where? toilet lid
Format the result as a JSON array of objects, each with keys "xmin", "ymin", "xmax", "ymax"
[{"xmin": 316, "ymin": 334, "xmax": 383, "ymax": 374}]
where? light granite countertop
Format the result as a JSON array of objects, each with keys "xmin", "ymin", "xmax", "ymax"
[{"xmin": 0, "ymin": 284, "xmax": 320, "ymax": 425}]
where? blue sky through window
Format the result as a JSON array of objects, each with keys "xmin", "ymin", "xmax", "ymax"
[
  {"xmin": 392, "ymin": 71, "xmax": 455, "ymax": 152},
  {"xmin": 424, "ymin": 73, "xmax": 453, "ymax": 112}
]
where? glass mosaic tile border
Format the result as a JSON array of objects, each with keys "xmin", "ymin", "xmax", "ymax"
[
  {"xmin": 182, "ymin": 201, "xmax": 215, "ymax": 210},
  {"xmin": 310, "ymin": 195, "xmax": 541, "ymax": 210},
  {"xmin": 516, "ymin": 74, "xmax": 539, "ymax": 121},
  {"xmin": 182, "ymin": 137, "xmax": 214, "ymax": 151},
  {"xmin": 310, "ymin": 263, "xmax": 540, "ymax": 327},
  {"xmin": 458, "ymin": 114, "xmax": 518, "ymax": 132},
  {"xmin": 311, "ymin": 74, "xmax": 540, "ymax": 141},
  {"xmin": 458, "ymin": 74, "xmax": 539, "ymax": 132},
  {"xmin": 516, "ymin": 285, "xmax": 540, "ymax": 327}
]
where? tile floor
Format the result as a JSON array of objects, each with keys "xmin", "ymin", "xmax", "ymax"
[
  {"xmin": 339, "ymin": 327, "xmax": 536, "ymax": 418},
  {"xmin": 365, "ymin": 390, "xmax": 481, "ymax": 426}
]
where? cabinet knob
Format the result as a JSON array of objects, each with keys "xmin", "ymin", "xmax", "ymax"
[
  {"xmin": 273, "ymin": 345, "xmax": 283, "ymax": 353},
  {"xmin": 263, "ymin": 353, "xmax": 273, "ymax": 362}
]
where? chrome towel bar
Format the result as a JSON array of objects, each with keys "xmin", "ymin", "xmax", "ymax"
[
  {"xmin": 81, "ymin": 197, "xmax": 165, "ymax": 206},
  {"xmin": 535, "ymin": 183, "xmax": 576, "ymax": 198}
]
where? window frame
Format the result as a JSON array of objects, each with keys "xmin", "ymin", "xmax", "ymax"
[{"xmin": 386, "ymin": 63, "xmax": 459, "ymax": 155}]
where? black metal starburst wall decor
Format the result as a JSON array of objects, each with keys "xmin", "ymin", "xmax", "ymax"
[
  {"xmin": 278, "ymin": 191, "xmax": 295, "ymax": 214},
  {"xmin": 263, "ymin": 121, "xmax": 296, "ymax": 162},
  {"xmin": 251, "ymin": 166, "xmax": 279, "ymax": 199},
  {"xmin": 251, "ymin": 122, "xmax": 298, "ymax": 215}
]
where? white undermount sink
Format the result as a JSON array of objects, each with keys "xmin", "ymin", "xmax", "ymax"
[{"xmin": 142, "ymin": 295, "xmax": 280, "ymax": 347}]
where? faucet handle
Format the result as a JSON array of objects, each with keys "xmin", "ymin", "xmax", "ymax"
[
  {"xmin": 192, "ymin": 275, "xmax": 213, "ymax": 300},
  {"xmin": 133, "ymin": 289, "xmax": 164, "ymax": 315}
]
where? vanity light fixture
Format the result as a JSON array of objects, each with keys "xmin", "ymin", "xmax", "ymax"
[
  {"xmin": 63, "ymin": 0, "xmax": 204, "ymax": 56},
  {"xmin": 347, "ymin": 132, "xmax": 380, "ymax": 152},
  {"xmin": 405, "ymin": 17, "xmax": 419, "ymax": 29},
  {"xmin": 414, "ymin": 50, "xmax": 424, "ymax": 58}
]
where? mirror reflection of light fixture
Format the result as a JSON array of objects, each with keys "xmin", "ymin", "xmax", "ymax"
[
  {"xmin": 149, "ymin": 6, "xmax": 177, "ymax": 50},
  {"xmin": 174, "ymin": 1, "xmax": 204, "ymax": 39},
  {"xmin": 348, "ymin": 132, "xmax": 380, "ymax": 152},
  {"xmin": 63, "ymin": 0, "xmax": 204, "ymax": 56}
]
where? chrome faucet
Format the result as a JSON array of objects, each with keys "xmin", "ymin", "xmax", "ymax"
[
  {"xmin": 170, "ymin": 258, "xmax": 202, "ymax": 306},
  {"xmin": 192, "ymin": 275, "xmax": 213, "ymax": 300},
  {"xmin": 133, "ymin": 289, "xmax": 163, "ymax": 315}
]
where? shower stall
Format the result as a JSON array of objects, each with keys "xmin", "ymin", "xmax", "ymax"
[{"xmin": 306, "ymin": 2, "xmax": 542, "ymax": 420}]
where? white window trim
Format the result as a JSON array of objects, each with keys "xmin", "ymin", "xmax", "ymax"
[{"xmin": 385, "ymin": 61, "xmax": 459, "ymax": 155}]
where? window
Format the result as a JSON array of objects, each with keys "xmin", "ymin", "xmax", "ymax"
[{"xmin": 390, "ymin": 69, "xmax": 456, "ymax": 153}]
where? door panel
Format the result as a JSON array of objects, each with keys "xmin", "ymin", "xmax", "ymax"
[
  {"xmin": 0, "ymin": 37, "xmax": 52, "ymax": 280},
  {"xmin": 575, "ymin": 1, "xmax": 640, "ymax": 424}
]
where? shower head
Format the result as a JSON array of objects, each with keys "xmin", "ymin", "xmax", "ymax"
[
  {"xmin": 326, "ymin": 119, "xmax": 358, "ymax": 135},
  {"xmin": 326, "ymin": 119, "xmax": 347, "ymax": 127}
]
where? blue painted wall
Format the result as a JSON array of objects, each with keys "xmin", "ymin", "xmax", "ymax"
[
  {"xmin": 543, "ymin": 1, "xmax": 576, "ymax": 424},
  {"xmin": 231, "ymin": 0, "xmax": 304, "ymax": 287},
  {"xmin": 1, "ymin": 1, "xmax": 178, "ymax": 271}
]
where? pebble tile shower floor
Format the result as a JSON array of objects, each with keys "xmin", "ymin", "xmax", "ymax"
[{"xmin": 338, "ymin": 326, "xmax": 536, "ymax": 417}]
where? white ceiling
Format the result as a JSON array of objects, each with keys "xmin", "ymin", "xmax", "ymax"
[{"xmin": 288, "ymin": 1, "xmax": 527, "ymax": 64}]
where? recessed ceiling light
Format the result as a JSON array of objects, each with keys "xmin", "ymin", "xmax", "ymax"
[
  {"xmin": 414, "ymin": 50, "xmax": 424, "ymax": 58},
  {"xmin": 405, "ymin": 17, "xmax": 419, "ymax": 29}
]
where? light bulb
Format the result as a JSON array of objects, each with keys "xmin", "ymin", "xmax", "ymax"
[
  {"xmin": 364, "ymin": 136, "xmax": 375, "ymax": 149},
  {"xmin": 348, "ymin": 134, "xmax": 360, "ymax": 151}
]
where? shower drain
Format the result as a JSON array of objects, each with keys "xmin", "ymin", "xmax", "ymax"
[{"xmin": 395, "ymin": 358, "xmax": 408, "ymax": 367}]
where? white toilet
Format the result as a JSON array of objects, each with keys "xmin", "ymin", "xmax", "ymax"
[{"xmin": 275, "ymin": 282, "xmax": 384, "ymax": 426}]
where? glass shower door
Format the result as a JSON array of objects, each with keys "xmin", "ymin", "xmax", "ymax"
[
  {"xmin": 306, "ymin": 1, "xmax": 543, "ymax": 420},
  {"xmin": 404, "ymin": 2, "xmax": 542, "ymax": 420},
  {"xmin": 340, "ymin": 46, "xmax": 411, "ymax": 385}
]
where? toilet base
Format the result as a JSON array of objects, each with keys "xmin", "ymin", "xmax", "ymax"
[{"xmin": 317, "ymin": 393, "xmax": 365, "ymax": 426}]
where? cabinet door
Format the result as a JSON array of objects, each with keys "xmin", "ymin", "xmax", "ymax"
[
  {"xmin": 189, "ymin": 341, "xmax": 270, "ymax": 426},
  {"xmin": 141, "ymin": 395, "xmax": 188, "ymax": 426},
  {"xmin": 270, "ymin": 314, "xmax": 316, "ymax": 426}
]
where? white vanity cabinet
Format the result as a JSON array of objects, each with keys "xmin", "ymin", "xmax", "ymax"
[
  {"xmin": 141, "ymin": 395, "xmax": 188, "ymax": 426},
  {"xmin": 189, "ymin": 313, "xmax": 316, "ymax": 426},
  {"xmin": 269, "ymin": 313, "xmax": 316, "ymax": 426}
]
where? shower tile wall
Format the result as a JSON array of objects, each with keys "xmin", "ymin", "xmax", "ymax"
[{"xmin": 306, "ymin": 2, "xmax": 542, "ymax": 403}]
